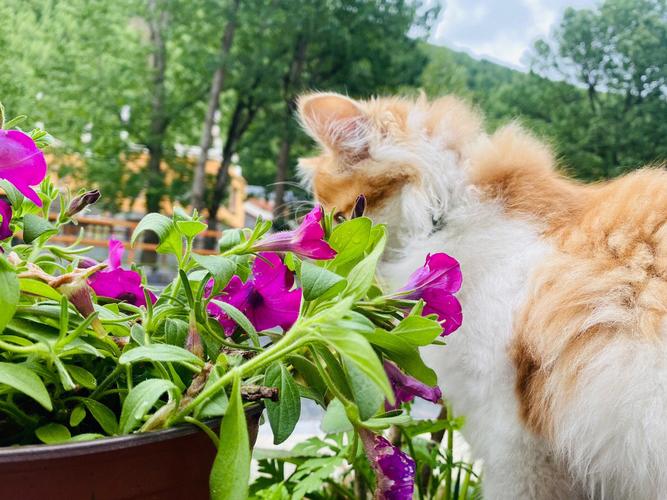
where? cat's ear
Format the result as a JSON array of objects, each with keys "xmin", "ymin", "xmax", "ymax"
[{"xmin": 298, "ymin": 92, "xmax": 369, "ymax": 162}]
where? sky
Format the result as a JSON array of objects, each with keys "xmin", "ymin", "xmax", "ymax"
[{"xmin": 429, "ymin": 0, "xmax": 597, "ymax": 69}]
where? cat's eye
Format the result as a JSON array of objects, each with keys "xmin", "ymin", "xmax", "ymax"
[{"xmin": 334, "ymin": 211, "xmax": 346, "ymax": 223}]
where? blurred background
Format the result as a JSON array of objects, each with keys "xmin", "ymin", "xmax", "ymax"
[{"xmin": 1, "ymin": 0, "xmax": 666, "ymax": 257}]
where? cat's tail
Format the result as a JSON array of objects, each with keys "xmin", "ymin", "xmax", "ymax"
[{"xmin": 550, "ymin": 336, "xmax": 667, "ymax": 499}]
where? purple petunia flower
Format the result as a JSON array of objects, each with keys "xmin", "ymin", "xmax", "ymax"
[
  {"xmin": 206, "ymin": 252, "xmax": 302, "ymax": 335},
  {"xmin": 251, "ymin": 205, "xmax": 336, "ymax": 260},
  {"xmin": 383, "ymin": 360, "xmax": 442, "ymax": 411},
  {"xmin": 87, "ymin": 239, "xmax": 157, "ymax": 307},
  {"xmin": 0, "ymin": 130, "xmax": 48, "ymax": 207},
  {"xmin": 360, "ymin": 429, "xmax": 416, "ymax": 500},
  {"xmin": 399, "ymin": 253, "xmax": 463, "ymax": 336},
  {"xmin": 0, "ymin": 199, "xmax": 12, "ymax": 240}
]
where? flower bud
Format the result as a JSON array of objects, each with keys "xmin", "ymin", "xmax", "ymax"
[
  {"xmin": 352, "ymin": 194, "xmax": 366, "ymax": 219},
  {"xmin": 67, "ymin": 189, "xmax": 101, "ymax": 217},
  {"xmin": 56, "ymin": 276, "xmax": 106, "ymax": 337},
  {"xmin": 186, "ymin": 320, "xmax": 204, "ymax": 359}
]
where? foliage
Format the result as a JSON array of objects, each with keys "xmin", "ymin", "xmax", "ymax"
[
  {"xmin": 250, "ymin": 412, "xmax": 482, "ymax": 500},
  {"xmin": 0, "ymin": 109, "xmax": 463, "ymax": 498}
]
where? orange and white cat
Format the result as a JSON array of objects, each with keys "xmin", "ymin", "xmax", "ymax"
[{"xmin": 297, "ymin": 92, "xmax": 667, "ymax": 499}]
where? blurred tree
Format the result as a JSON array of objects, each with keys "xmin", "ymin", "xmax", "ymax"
[
  {"xmin": 191, "ymin": 0, "xmax": 240, "ymax": 212},
  {"xmin": 531, "ymin": 0, "xmax": 667, "ymax": 178}
]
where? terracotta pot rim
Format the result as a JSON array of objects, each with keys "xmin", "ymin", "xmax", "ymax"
[{"xmin": 0, "ymin": 403, "xmax": 263, "ymax": 464}]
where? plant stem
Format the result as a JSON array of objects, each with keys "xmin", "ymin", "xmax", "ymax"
[
  {"xmin": 89, "ymin": 365, "xmax": 123, "ymax": 399},
  {"xmin": 403, "ymin": 428, "xmax": 424, "ymax": 500},
  {"xmin": 445, "ymin": 404, "xmax": 454, "ymax": 500},
  {"xmin": 168, "ymin": 326, "xmax": 313, "ymax": 425},
  {"xmin": 184, "ymin": 416, "xmax": 219, "ymax": 447},
  {"xmin": 309, "ymin": 345, "xmax": 352, "ymax": 406}
]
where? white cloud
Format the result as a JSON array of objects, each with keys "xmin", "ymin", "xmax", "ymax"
[{"xmin": 430, "ymin": 0, "xmax": 597, "ymax": 68}]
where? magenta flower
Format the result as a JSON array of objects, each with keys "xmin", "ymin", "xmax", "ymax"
[
  {"xmin": 400, "ymin": 253, "xmax": 463, "ymax": 336},
  {"xmin": 206, "ymin": 252, "xmax": 302, "ymax": 335},
  {"xmin": 360, "ymin": 429, "xmax": 416, "ymax": 500},
  {"xmin": 0, "ymin": 130, "xmax": 48, "ymax": 207},
  {"xmin": 0, "ymin": 199, "xmax": 12, "ymax": 240},
  {"xmin": 87, "ymin": 239, "xmax": 157, "ymax": 307},
  {"xmin": 251, "ymin": 205, "xmax": 336, "ymax": 260},
  {"xmin": 383, "ymin": 361, "xmax": 442, "ymax": 411}
]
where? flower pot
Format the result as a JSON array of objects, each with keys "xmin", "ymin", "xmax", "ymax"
[{"xmin": 0, "ymin": 405, "xmax": 263, "ymax": 500}]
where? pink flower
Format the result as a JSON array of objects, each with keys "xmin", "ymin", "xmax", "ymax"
[
  {"xmin": 206, "ymin": 252, "xmax": 302, "ymax": 335},
  {"xmin": 400, "ymin": 253, "xmax": 463, "ymax": 336},
  {"xmin": 0, "ymin": 199, "xmax": 12, "ymax": 240},
  {"xmin": 87, "ymin": 239, "xmax": 157, "ymax": 307},
  {"xmin": 0, "ymin": 130, "xmax": 48, "ymax": 207},
  {"xmin": 360, "ymin": 429, "xmax": 416, "ymax": 500},
  {"xmin": 251, "ymin": 205, "xmax": 336, "ymax": 260},
  {"xmin": 383, "ymin": 361, "xmax": 442, "ymax": 411}
]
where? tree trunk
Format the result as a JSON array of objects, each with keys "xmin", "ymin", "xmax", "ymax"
[
  {"xmin": 145, "ymin": 0, "xmax": 169, "ymax": 216},
  {"xmin": 272, "ymin": 34, "xmax": 308, "ymax": 223},
  {"xmin": 143, "ymin": 0, "xmax": 169, "ymax": 264},
  {"xmin": 191, "ymin": 0, "xmax": 240, "ymax": 212},
  {"xmin": 207, "ymin": 97, "xmax": 246, "ymax": 233}
]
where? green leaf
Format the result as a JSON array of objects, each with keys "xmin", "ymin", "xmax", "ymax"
[
  {"xmin": 300, "ymin": 261, "xmax": 345, "ymax": 301},
  {"xmin": 287, "ymin": 355, "xmax": 327, "ymax": 402},
  {"xmin": 321, "ymin": 398, "xmax": 353, "ymax": 433},
  {"xmin": 131, "ymin": 213, "xmax": 183, "ymax": 257},
  {"xmin": 0, "ymin": 256, "xmax": 19, "ymax": 333},
  {"xmin": 119, "ymin": 379, "xmax": 178, "ymax": 434},
  {"xmin": 22, "ymin": 214, "xmax": 57, "ymax": 243},
  {"xmin": 195, "ymin": 368, "xmax": 229, "ymax": 418},
  {"xmin": 0, "ymin": 180, "xmax": 24, "ymax": 208},
  {"xmin": 401, "ymin": 418, "xmax": 461, "ymax": 438},
  {"xmin": 80, "ymin": 398, "xmax": 118, "ymax": 435},
  {"xmin": 210, "ymin": 373, "xmax": 250, "ymax": 500},
  {"xmin": 218, "ymin": 229, "xmax": 243, "ymax": 252},
  {"xmin": 343, "ymin": 226, "xmax": 386, "ymax": 300},
  {"xmin": 69, "ymin": 433, "xmax": 105, "ymax": 442},
  {"xmin": 363, "ymin": 328, "xmax": 437, "ymax": 385},
  {"xmin": 392, "ymin": 315, "xmax": 443, "ymax": 345},
  {"xmin": 264, "ymin": 363, "xmax": 301, "ymax": 445},
  {"xmin": 130, "ymin": 323, "xmax": 147, "ymax": 346},
  {"xmin": 65, "ymin": 364, "xmax": 97, "ymax": 389},
  {"xmin": 192, "ymin": 254, "xmax": 235, "ymax": 296},
  {"xmin": 321, "ymin": 328, "xmax": 393, "ymax": 403},
  {"xmin": 70, "ymin": 405, "xmax": 86, "ymax": 427},
  {"xmin": 19, "ymin": 278, "xmax": 62, "ymax": 301},
  {"xmin": 164, "ymin": 318, "xmax": 188, "ymax": 347},
  {"xmin": 328, "ymin": 217, "xmax": 372, "ymax": 267},
  {"xmin": 362, "ymin": 411, "xmax": 412, "ymax": 430},
  {"xmin": 35, "ymin": 423, "xmax": 71, "ymax": 444},
  {"xmin": 291, "ymin": 456, "xmax": 346, "ymax": 500},
  {"xmin": 310, "ymin": 345, "xmax": 352, "ymax": 399},
  {"xmin": 210, "ymin": 300, "xmax": 259, "ymax": 345},
  {"xmin": 345, "ymin": 359, "xmax": 384, "ymax": 420},
  {"xmin": 176, "ymin": 220, "xmax": 207, "ymax": 238},
  {"xmin": 0, "ymin": 362, "xmax": 52, "ymax": 410},
  {"xmin": 119, "ymin": 344, "xmax": 204, "ymax": 367},
  {"xmin": 55, "ymin": 358, "xmax": 76, "ymax": 391}
]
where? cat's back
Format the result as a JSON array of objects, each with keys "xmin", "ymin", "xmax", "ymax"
[
  {"xmin": 555, "ymin": 167, "xmax": 667, "ymax": 264},
  {"xmin": 511, "ymin": 167, "xmax": 667, "ymax": 497}
]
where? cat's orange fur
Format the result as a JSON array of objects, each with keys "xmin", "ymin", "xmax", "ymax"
[{"xmin": 298, "ymin": 92, "xmax": 667, "ymax": 497}]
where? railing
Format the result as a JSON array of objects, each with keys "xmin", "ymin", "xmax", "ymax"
[{"xmin": 49, "ymin": 214, "xmax": 223, "ymax": 261}]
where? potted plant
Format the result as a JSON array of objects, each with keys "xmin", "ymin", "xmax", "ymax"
[{"xmin": 0, "ymin": 104, "xmax": 464, "ymax": 499}]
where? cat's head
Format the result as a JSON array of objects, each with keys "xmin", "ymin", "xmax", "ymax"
[{"xmin": 297, "ymin": 92, "xmax": 483, "ymax": 248}]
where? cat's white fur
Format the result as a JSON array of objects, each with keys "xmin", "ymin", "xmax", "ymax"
[
  {"xmin": 302, "ymin": 94, "xmax": 667, "ymax": 499},
  {"xmin": 369, "ymin": 133, "xmax": 582, "ymax": 498}
]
